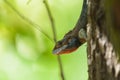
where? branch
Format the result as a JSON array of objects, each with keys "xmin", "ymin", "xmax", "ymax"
[
  {"xmin": 4, "ymin": 0, "xmax": 53, "ymax": 42},
  {"xmin": 43, "ymin": 0, "xmax": 57, "ymax": 42},
  {"xmin": 43, "ymin": 0, "xmax": 65, "ymax": 80}
]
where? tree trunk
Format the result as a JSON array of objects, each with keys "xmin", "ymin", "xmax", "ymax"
[{"xmin": 87, "ymin": 0, "xmax": 120, "ymax": 80}]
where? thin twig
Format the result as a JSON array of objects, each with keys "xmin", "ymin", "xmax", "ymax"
[
  {"xmin": 57, "ymin": 55, "xmax": 65, "ymax": 80},
  {"xmin": 43, "ymin": 0, "xmax": 57, "ymax": 42},
  {"xmin": 4, "ymin": 0, "xmax": 53, "ymax": 42},
  {"xmin": 43, "ymin": 0, "xmax": 65, "ymax": 80}
]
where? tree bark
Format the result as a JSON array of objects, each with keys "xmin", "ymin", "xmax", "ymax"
[{"xmin": 87, "ymin": 0, "xmax": 120, "ymax": 80}]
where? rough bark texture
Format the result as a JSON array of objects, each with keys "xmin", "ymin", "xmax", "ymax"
[
  {"xmin": 105, "ymin": 0, "xmax": 120, "ymax": 58},
  {"xmin": 87, "ymin": 0, "xmax": 120, "ymax": 80}
]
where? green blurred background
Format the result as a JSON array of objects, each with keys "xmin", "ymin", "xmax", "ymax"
[{"xmin": 0, "ymin": 0, "xmax": 88, "ymax": 80}]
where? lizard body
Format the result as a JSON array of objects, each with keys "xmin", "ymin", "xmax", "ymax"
[{"xmin": 53, "ymin": 0, "xmax": 88, "ymax": 54}]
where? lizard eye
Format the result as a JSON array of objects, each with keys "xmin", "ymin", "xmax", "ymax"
[
  {"xmin": 68, "ymin": 36, "xmax": 74, "ymax": 43},
  {"xmin": 65, "ymin": 36, "xmax": 71, "ymax": 43},
  {"xmin": 68, "ymin": 38, "xmax": 72, "ymax": 43},
  {"xmin": 58, "ymin": 41, "xmax": 62, "ymax": 45}
]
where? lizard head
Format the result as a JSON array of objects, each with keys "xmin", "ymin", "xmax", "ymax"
[
  {"xmin": 52, "ymin": 28, "xmax": 86, "ymax": 55},
  {"xmin": 52, "ymin": 36, "xmax": 80, "ymax": 54},
  {"xmin": 52, "ymin": 31, "xmax": 82, "ymax": 54}
]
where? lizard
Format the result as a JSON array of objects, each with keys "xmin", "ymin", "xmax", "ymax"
[{"xmin": 52, "ymin": 0, "xmax": 88, "ymax": 54}]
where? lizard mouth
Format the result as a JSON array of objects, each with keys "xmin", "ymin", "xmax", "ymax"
[
  {"xmin": 52, "ymin": 45, "xmax": 78, "ymax": 54},
  {"xmin": 53, "ymin": 37, "xmax": 81, "ymax": 54},
  {"xmin": 52, "ymin": 45, "xmax": 68, "ymax": 54}
]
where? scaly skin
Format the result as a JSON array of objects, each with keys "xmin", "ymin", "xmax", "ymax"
[
  {"xmin": 53, "ymin": 0, "xmax": 87, "ymax": 54},
  {"xmin": 52, "ymin": 30, "xmax": 86, "ymax": 54}
]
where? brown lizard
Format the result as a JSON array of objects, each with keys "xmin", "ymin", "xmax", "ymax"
[{"xmin": 53, "ymin": 0, "xmax": 88, "ymax": 54}]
